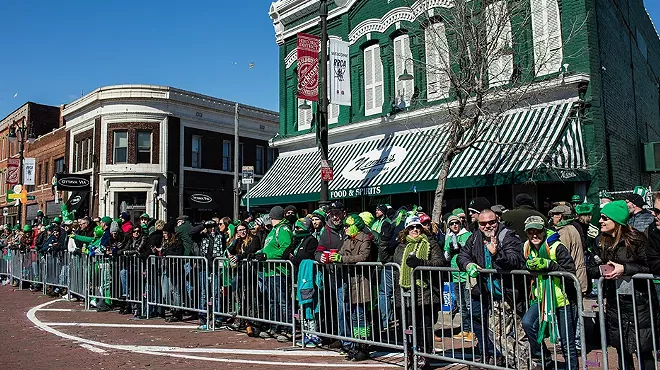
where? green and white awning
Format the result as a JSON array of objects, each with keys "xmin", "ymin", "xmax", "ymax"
[{"xmin": 244, "ymin": 98, "xmax": 588, "ymax": 206}]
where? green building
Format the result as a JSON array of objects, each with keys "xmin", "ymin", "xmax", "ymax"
[{"xmin": 246, "ymin": 0, "xmax": 660, "ymax": 214}]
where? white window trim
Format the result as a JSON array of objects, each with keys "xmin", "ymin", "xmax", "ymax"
[
  {"xmin": 136, "ymin": 131, "xmax": 152, "ymax": 164},
  {"xmin": 364, "ymin": 43, "xmax": 384, "ymax": 116},
  {"xmin": 531, "ymin": 0, "xmax": 563, "ymax": 76},
  {"xmin": 113, "ymin": 131, "xmax": 128, "ymax": 164},
  {"xmin": 393, "ymin": 34, "xmax": 415, "ymax": 107}
]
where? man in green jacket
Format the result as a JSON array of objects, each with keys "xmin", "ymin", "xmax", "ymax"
[
  {"xmin": 255, "ymin": 206, "xmax": 294, "ymax": 343},
  {"xmin": 444, "ymin": 214, "xmax": 473, "ymax": 341}
]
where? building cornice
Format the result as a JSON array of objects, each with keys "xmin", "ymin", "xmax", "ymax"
[
  {"xmin": 62, "ymin": 85, "xmax": 279, "ymax": 124},
  {"xmin": 270, "ymin": 0, "xmax": 453, "ymax": 45}
]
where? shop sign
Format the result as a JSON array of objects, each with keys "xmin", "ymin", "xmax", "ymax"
[
  {"xmin": 341, "ymin": 146, "xmax": 407, "ymax": 181},
  {"xmin": 190, "ymin": 194, "xmax": 213, "ymax": 204},
  {"xmin": 330, "ymin": 186, "xmax": 382, "ymax": 199}
]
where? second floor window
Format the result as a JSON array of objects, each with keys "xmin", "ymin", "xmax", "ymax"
[
  {"xmin": 393, "ymin": 34, "xmax": 415, "ymax": 107},
  {"xmin": 364, "ymin": 43, "xmax": 384, "ymax": 116},
  {"xmin": 222, "ymin": 140, "xmax": 232, "ymax": 171},
  {"xmin": 266, "ymin": 147, "xmax": 276, "ymax": 171},
  {"xmin": 425, "ymin": 22, "xmax": 451, "ymax": 101},
  {"xmin": 256, "ymin": 146, "xmax": 264, "ymax": 175},
  {"xmin": 136, "ymin": 131, "xmax": 152, "ymax": 164},
  {"xmin": 54, "ymin": 157, "xmax": 65, "ymax": 175},
  {"xmin": 192, "ymin": 135, "xmax": 202, "ymax": 168},
  {"xmin": 114, "ymin": 131, "xmax": 128, "ymax": 164}
]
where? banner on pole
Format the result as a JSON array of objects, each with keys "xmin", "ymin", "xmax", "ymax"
[
  {"xmin": 329, "ymin": 38, "xmax": 351, "ymax": 106},
  {"xmin": 297, "ymin": 33, "xmax": 320, "ymax": 102},
  {"xmin": 6, "ymin": 158, "xmax": 19, "ymax": 185},
  {"xmin": 23, "ymin": 158, "xmax": 35, "ymax": 185}
]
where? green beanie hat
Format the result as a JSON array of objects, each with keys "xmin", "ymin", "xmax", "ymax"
[
  {"xmin": 311, "ymin": 209, "xmax": 326, "ymax": 222},
  {"xmin": 23, "ymin": 224, "xmax": 32, "ymax": 232},
  {"xmin": 101, "ymin": 216, "xmax": 113, "ymax": 225},
  {"xmin": 343, "ymin": 213, "xmax": 365, "ymax": 237},
  {"xmin": 575, "ymin": 203, "xmax": 594, "ymax": 215},
  {"xmin": 601, "ymin": 200, "xmax": 630, "ymax": 226},
  {"xmin": 294, "ymin": 218, "xmax": 313, "ymax": 238},
  {"xmin": 452, "ymin": 208, "xmax": 466, "ymax": 216},
  {"xmin": 94, "ymin": 225, "xmax": 104, "ymax": 238}
]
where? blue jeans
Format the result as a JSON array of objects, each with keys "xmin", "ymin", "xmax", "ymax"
[
  {"xmin": 522, "ymin": 303, "xmax": 578, "ymax": 370},
  {"xmin": 378, "ymin": 266, "xmax": 394, "ymax": 329},
  {"xmin": 350, "ymin": 304, "xmax": 367, "ymax": 339},
  {"xmin": 119, "ymin": 269, "xmax": 129, "ymax": 297},
  {"xmin": 471, "ymin": 297, "xmax": 496, "ymax": 357},
  {"xmin": 454, "ymin": 281, "xmax": 471, "ymax": 332},
  {"xmin": 265, "ymin": 274, "xmax": 290, "ymax": 333},
  {"xmin": 161, "ymin": 270, "xmax": 181, "ymax": 307},
  {"xmin": 337, "ymin": 282, "xmax": 352, "ymax": 348}
]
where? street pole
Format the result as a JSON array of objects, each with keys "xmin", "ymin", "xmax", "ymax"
[
  {"xmin": 318, "ymin": 0, "xmax": 330, "ymax": 206},
  {"xmin": 233, "ymin": 103, "xmax": 240, "ymax": 221},
  {"xmin": 17, "ymin": 134, "xmax": 23, "ymax": 227}
]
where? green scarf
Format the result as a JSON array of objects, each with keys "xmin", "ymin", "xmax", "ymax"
[{"xmin": 399, "ymin": 234, "xmax": 430, "ymax": 289}]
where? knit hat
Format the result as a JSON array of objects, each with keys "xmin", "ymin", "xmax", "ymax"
[
  {"xmin": 269, "ymin": 206, "xmax": 285, "ymax": 221},
  {"xmin": 23, "ymin": 224, "xmax": 32, "ymax": 232},
  {"xmin": 575, "ymin": 203, "xmax": 594, "ymax": 215},
  {"xmin": 452, "ymin": 208, "xmax": 466, "ymax": 217},
  {"xmin": 343, "ymin": 213, "xmax": 365, "ymax": 237},
  {"xmin": 359, "ymin": 211, "xmax": 375, "ymax": 228},
  {"xmin": 404, "ymin": 215, "xmax": 422, "ymax": 229},
  {"xmin": 601, "ymin": 200, "xmax": 630, "ymax": 226},
  {"xmin": 110, "ymin": 221, "xmax": 120, "ymax": 233},
  {"xmin": 515, "ymin": 193, "xmax": 535, "ymax": 208},
  {"xmin": 100, "ymin": 216, "xmax": 112, "ymax": 225},
  {"xmin": 284, "ymin": 205, "xmax": 297, "ymax": 215},
  {"xmin": 311, "ymin": 209, "xmax": 326, "ymax": 222},
  {"xmin": 571, "ymin": 195, "xmax": 582, "ymax": 203},
  {"xmin": 294, "ymin": 218, "xmax": 313, "ymax": 238},
  {"xmin": 447, "ymin": 215, "xmax": 460, "ymax": 224},
  {"xmin": 524, "ymin": 216, "xmax": 546, "ymax": 231},
  {"xmin": 163, "ymin": 221, "xmax": 176, "ymax": 233},
  {"xmin": 93, "ymin": 225, "xmax": 104, "ymax": 238},
  {"xmin": 120, "ymin": 212, "xmax": 130, "ymax": 221},
  {"xmin": 625, "ymin": 193, "xmax": 646, "ymax": 209},
  {"xmin": 468, "ymin": 197, "xmax": 491, "ymax": 213},
  {"xmin": 375, "ymin": 204, "xmax": 389, "ymax": 215}
]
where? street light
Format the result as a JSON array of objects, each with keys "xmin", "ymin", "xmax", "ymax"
[
  {"xmin": 298, "ymin": 100, "xmax": 312, "ymax": 110},
  {"xmin": 8, "ymin": 117, "xmax": 35, "ymax": 226},
  {"xmin": 399, "ymin": 66, "xmax": 414, "ymax": 81},
  {"xmin": 317, "ymin": 0, "xmax": 349, "ymax": 205}
]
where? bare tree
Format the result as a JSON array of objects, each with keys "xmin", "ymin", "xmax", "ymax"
[{"xmin": 391, "ymin": 0, "xmax": 588, "ymax": 222}]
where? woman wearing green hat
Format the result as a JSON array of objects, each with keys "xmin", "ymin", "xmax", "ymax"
[{"xmin": 586, "ymin": 200, "xmax": 658, "ymax": 370}]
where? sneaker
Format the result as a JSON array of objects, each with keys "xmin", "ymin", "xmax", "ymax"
[
  {"xmin": 96, "ymin": 306, "xmax": 111, "ymax": 312},
  {"xmin": 259, "ymin": 330, "xmax": 274, "ymax": 339},
  {"xmin": 463, "ymin": 332, "xmax": 475, "ymax": 342},
  {"xmin": 197, "ymin": 324, "xmax": 208, "ymax": 330},
  {"xmin": 328, "ymin": 340, "xmax": 343, "ymax": 349},
  {"xmin": 344, "ymin": 349, "xmax": 358, "ymax": 361},
  {"xmin": 276, "ymin": 334, "xmax": 290, "ymax": 343},
  {"xmin": 89, "ymin": 299, "xmax": 97, "ymax": 308},
  {"xmin": 453, "ymin": 331, "xmax": 466, "ymax": 339},
  {"xmin": 296, "ymin": 335, "xmax": 321, "ymax": 348}
]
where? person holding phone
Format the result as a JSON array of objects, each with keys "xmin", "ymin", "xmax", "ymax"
[{"xmin": 586, "ymin": 200, "xmax": 658, "ymax": 370}]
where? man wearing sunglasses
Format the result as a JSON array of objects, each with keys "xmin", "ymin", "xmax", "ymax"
[{"xmin": 458, "ymin": 209, "xmax": 525, "ymax": 367}]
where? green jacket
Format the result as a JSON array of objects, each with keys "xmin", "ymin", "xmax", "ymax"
[
  {"xmin": 175, "ymin": 221, "xmax": 193, "ymax": 256},
  {"xmin": 444, "ymin": 229, "xmax": 471, "ymax": 282},
  {"xmin": 259, "ymin": 220, "xmax": 293, "ymax": 276}
]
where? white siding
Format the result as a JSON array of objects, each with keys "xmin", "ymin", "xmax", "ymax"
[
  {"xmin": 425, "ymin": 22, "xmax": 450, "ymax": 101},
  {"xmin": 531, "ymin": 0, "xmax": 563, "ymax": 76},
  {"xmin": 393, "ymin": 34, "xmax": 415, "ymax": 107},
  {"xmin": 485, "ymin": 0, "xmax": 514, "ymax": 87},
  {"xmin": 364, "ymin": 44, "xmax": 384, "ymax": 116}
]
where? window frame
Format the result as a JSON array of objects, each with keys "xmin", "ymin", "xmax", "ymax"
[
  {"xmin": 222, "ymin": 140, "xmax": 232, "ymax": 171},
  {"xmin": 255, "ymin": 145, "xmax": 265, "ymax": 175},
  {"xmin": 364, "ymin": 43, "xmax": 384, "ymax": 116},
  {"xmin": 191, "ymin": 135, "xmax": 202, "ymax": 168},
  {"xmin": 136, "ymin": 130, "xmax": 152, "ymax": 164},
  {"xmin": 113, "ymin": 131, "xmax": 129, "ymax": 164}
]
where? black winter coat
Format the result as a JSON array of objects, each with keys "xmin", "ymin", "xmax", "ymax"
[
  {"xmin": 289, "ymin": 235, "xmax": 319, "ymax": 267},
  {"xmin": 161, "ymin": 237, "xmax": 184, "ymax": 257},
  {"xmin": 457, "ymin": 224, "xmax": 526, "ymax": 309},
  {"xmin": 586, "ymin": 234, "xmax": 658, "ymax": 353}
]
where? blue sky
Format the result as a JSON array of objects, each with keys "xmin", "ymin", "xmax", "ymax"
[{"xmin": 0, "ymin": 0, "xmax": 659, "ymax": 119}]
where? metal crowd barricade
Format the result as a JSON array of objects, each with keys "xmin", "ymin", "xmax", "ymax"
[
  {"xmin": 9, "ymin": 250, "xmax": 22, "ymax": 284},
  {"xmin": 212, "ymin": 258, "xmax": 296, "ymax": 342},
  {"xmin": 42, "ymin": 251, "xmax": 70, "ymax": 293},
  {"xmin": 146, "ymin": 255, "xmax": 208, "ymax": 317},
  {"xmin": 410, "ymin": 267, "xmax": 587, "ymax": 370},
  {"xmin": 298, "ymin": 262, "xmax": 407, "ymax": 358},
  {"xmin": 68, "ymin": 253, "xmax": 88, "ymax": 299},
  {"xmin": 20, "ymin": 250, "xmax": 42, "ymax": 286},
  {"xmin": 0, "ymin": 248, "xmax": 10, "ymax": 278},
  {"xmin": 597, "ymin": 274, "xmax": 660, "ymax": 370},
  {"xmin": 85, "ymin": 254, "xmax": 144, "ymax": 310}
]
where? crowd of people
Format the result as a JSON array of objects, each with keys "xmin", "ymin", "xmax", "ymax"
[{"xmin": 2, "ymin": 189, "xmax": 660, "ymax": 370}]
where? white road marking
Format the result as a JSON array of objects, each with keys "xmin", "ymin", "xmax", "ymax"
[
  {"xmin": 39, "ymin": 308, "xmax": 76, "ymax": 312},
  {"xmin": 79, "ymin": 343, "xmax": 109, "ymax": 354},
  {"xmin": 27, "ymin": 300, "xmax": 397, "ymax": 367},
  {"xmin": 111, "ymin": 345, "xmax": 341, "ymax": 357},
  {"xmin": 45, "ymin": 322, "xmax": 199, "ymax": 329}
]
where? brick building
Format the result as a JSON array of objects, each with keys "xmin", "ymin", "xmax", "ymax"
[
  {"xmin": 61, "ymin": 85, "xmax": 279, "ymax": 222},
  {"xmin": 249, "ymin": 0, "xmax": 660, "ymax": 213},
  {"xmin": 0, "ymin": 102, "xmax": 61, "ymax": 226}
]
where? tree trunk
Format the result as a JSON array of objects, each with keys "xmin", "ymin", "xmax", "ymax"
[{"xmin": 431, "ymin": 153, "xmax": 454, "ymax": 223}]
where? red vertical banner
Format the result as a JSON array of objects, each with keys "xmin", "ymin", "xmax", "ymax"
[
  {"xmin": 6, "ymin": 158, "xmax": 19, "ymax": 185},
  {"xmin": 297, "ymin": 33, "xmax": 320, "ymax": 102}
]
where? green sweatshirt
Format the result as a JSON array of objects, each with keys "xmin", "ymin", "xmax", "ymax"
[
  {"xmin": 444, "ymin": 229, "xmax": 471, "ymax": 282},
  {"xmin": 259, "ymin": 220, "xmax": 293, "ymax": 276}
]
